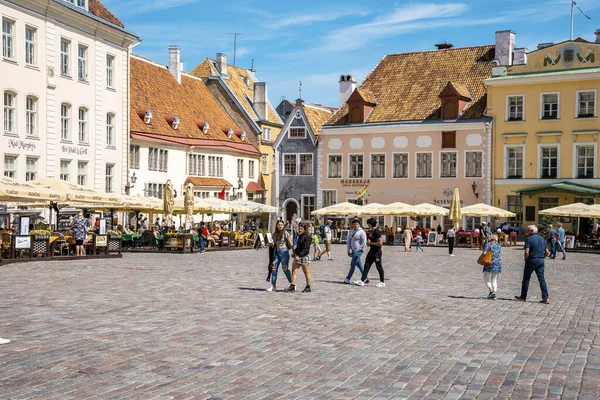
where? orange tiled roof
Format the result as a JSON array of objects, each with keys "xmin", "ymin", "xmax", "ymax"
[
  {"xmin": 445, "ymin": 82, "xmax": 472, "ymax": 99},
  {"xmin": 89, "ymin": 0, "xmax": 124, "ymax": 28},
  {"xmin": 130, "ymin": 56, "xmax": 258, "ymax": 154},
  {"xmin": 355, "ymin": 88, "xmax": 377, "ymax": 104},
  {"xmin": 190, "ymin": 59, "xmax": 282, "ymax": 126},
  {"xmin": 246, "ymin": 181, "xmax": 264, "ymax": 192},
  {"xmin": 302, "ymin": 103, "xmax": 337, "ymax": 137},
  {"xmin": 185, "ymin": 177, "xmax": 232, "ymax": 187},
  {"xmin": 326, "ymin": 45, "xmax": 495, "ymax": 125}
]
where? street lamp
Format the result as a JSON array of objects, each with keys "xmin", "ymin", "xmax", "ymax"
[
  {"xmin": 233, "ymin": 177, "xmax": 244, "ymax": 200},
  {"xmin": 471, "ymin": 181, "xmax": 479, "ymax": 199},
  {"xmin": 125, "ymin": 172, "xmax": 137, "ymax": 194}
]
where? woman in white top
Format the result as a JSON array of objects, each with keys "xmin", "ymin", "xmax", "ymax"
[
  {"xmin": 448, "ymin": 227, "xmax": 456, "ymax": 256},
  {"xmin": 403, "ymin": 226, "xmax": 413, "ymax": 252}
]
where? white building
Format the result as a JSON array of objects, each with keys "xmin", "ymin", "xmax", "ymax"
[{"xmin": 1, "ymin": 0, "xmax": 137, "ymax": 194}]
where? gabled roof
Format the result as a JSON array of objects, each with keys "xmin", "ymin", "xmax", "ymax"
[
  {"xmin": 513, "ymin": 182, "xmax": 600, "ymax": 197},
  {"xmin": 273, "ymin": 101, "xmax": 337, "ymax": 149},
  {"xmin": 185, "ymin": 177, "xmax": 232, "ymax": 188},
  {"xmin": 326, "ymin": 45, "xmax": 495, "ymax": 125},
  {"xmin": 130, "ymin": 56, "xmax": 260, "ymax": 156},
  {"xmin": 89, "ymin": 0, "xmax": 124, "ymax": 28},
  {"xmin": 348, "ymin": 88, "xmax": 377, "ymax": 105},
  {"xmin": 440, "ymin": 81, "xmax": 473, "ymax": 100},
  {"xmin": 190, "ymin": 59, "xmax": 283, "ymax": 126}
]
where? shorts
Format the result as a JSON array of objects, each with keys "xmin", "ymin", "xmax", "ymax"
[
  {"xmin": 324, "ymin": 239, "xmax": 331, "ymax": 252},
  {"xmin": 75, "ymin": 239, "xmax": 84, "ymax": 246},
  {"xmin": 296, "ymin": 255, "xmax": 310, "ymax": 265}
]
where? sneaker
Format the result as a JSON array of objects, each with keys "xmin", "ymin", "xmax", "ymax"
[
  {"xmin": 266, "ymin": 285, "xmax": 276, "ymax": 292},
  {"xmin": 450, "ymin": 254, "xmax": 455, "ymax": 257},
  {"xmin": 539, "ymin": 299, "xmax": 550, "ymax": 304},
  {"xmin": 328, "ymin": 258, "xmax": 334, "ymax": 261},
  {"xmin": 491, "ymin": 293, "xmax": 496, "ymax": 300},
  {"xmin": 0, "ymin": 338, "xmax": 10, "ymax": 345},
  {"xmin": 487, "ymin": 291, "xmax": 494, "ymax": 299},
  {"xmin": 302, "ymin": 286, "xmax": 311, "ymax": 293},
  {"xmin": 514, "ymin": 296, "xmax": 526, "ymax": 301},
  {"xmin": 364, "ymin": 279, "xmax": 371, "ymax": 284},
  {"xmin": 562, "ymin": 257, "xmax": 566, "ymax": 260},
  {"xmin": 343, "ymin": 278, "xmax": 351, "ymax": 284},
  {"xmin": 285, "ymin": 285, "xmax": 296, "ymax": 292},
  {"xmin": 375, "ymin": 282, "xmax": 385, "ymax": 288},
  {"xmin": 354, "ymin": 280, "xmax": 365, "ymax": 286}
]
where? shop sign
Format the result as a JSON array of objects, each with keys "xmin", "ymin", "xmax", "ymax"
[
  {"xmin": 0, "ymin": 203, "xmax": 7, "ymax": 214},
  {"xmin": 95, "ymin": 235, "xmax": 107, "ymax": 247},
  {"xmin": 433, "ymin": 187, "xmax": 464, "ymax": 205},
  {"xmin": 7, "ymin": 139, "xmax": 36, "ymax": 151},
  {"xmin": 340, "ymin": 179, "xmax": 370, "ymax": 187},
  {"xmin": 61, "ymin": 145, "xmax": 88, "ymax": 155},
  {"xmin": 15, "ymin": 236, "xmax": 31, "ymax": 249}
]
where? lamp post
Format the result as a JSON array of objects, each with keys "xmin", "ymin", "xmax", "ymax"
[
  {"xmin": 471, "ymin": 181, "xmax": 479, "ymax": 199},
  {"xmin": 124, "ymin": 172, "xmax": 137, "ymax": 195}
]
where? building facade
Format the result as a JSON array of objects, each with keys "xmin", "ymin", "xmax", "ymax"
[
  {"xmin": 485, "ymin": 30, "xmax": 600, "ymax": 233},
  {"xmin": 1, "ymin": 0, "xmax": 137, "ymax": 194}
]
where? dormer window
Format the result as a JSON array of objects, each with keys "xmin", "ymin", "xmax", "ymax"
[
  {"xmin": 439, "ymin": 81, "xmax": 472, "ymax": 120},
  {"xmin": 172, "ymin": 116, "xmax": 180, "ymax": 130},
  {"xmin": 346, "ymin": 88, "xmax": 376, "ymax": 124},
  {"xmin": 144, "ymin": 110, "xmax": 152, "ymax": 124},
  {"xmin": 64, "ymin": 0, "xmax": 87, "ymax": 10}
]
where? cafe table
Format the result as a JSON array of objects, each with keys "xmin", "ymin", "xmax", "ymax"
[{"xmin": 121, "ymin": 233, "xmax": 142, "ymax": 242}]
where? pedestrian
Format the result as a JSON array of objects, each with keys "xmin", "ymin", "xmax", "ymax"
[
  {"xmin": 344, "ymin": 219, "xmax": 368, "ymax": 284},
  {"xmin": 480, "ymin": 221, "xmax": 491, "ymax": 249},
  {"xmin": 515, "ymin": 225, "xmax": 550, "ymax": 304},
  {"xmin": 415, "ymin": 234, "xmax": 424, "ymax": 252},
  {"xmin": 482, "ymin": 234, "xmax": 502, "ymax": 299},
  {"xmin": 316, "ymin": 220, "xmax": 333, "ymax": 261},
  {"xmin": 403, "ymin": 226, "xmax": 413, "ymax": 252},
  {"xmin": 354, "ymin": 217, "xmax": 385, "ymax": 287},
  {"xmin": 547, "ymin": 224, "xmax": 558, "ymax": 259},
  {"xmin": 198, "ymin": 221, "xmax": 208, "ymax": 254},
  {"xmin": 312, "ymin": 230, "xmax": 322, "ymax": 260},
  {"xmin": 448, "ymin": 226, "xmax": 456, "ymax": 256},
  {"xmin": 268, "ymin": 220, "xmax": 293, "ymax": 292},
  {"xmin": 70, "ymin": 211, "xmax": 87, "ymax": 256},
  {"xmin": 286, "ymin": 223, "xmax": 312, "ymax": 293},
  {"xmin": 266, "ymin": 243, "xmax": 275, "ymax": 283},
  {"xmin": 557, "ymin": 222, "xmax": 566, "ymax": 260}
]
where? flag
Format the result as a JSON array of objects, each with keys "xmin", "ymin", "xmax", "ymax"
[
  {"xmin": 356, "ymin": 185, "xmax": 369, "ymax": 200},
  {"xmin": 574, "ymin": 1, "xmax": 592, "ymax": 19},
  {"xmin": 218, "ymin": 186, "xmax": 226, "ymax": 200}
]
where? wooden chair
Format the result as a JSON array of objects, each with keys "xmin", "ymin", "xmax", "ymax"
[
  {"xmin": 498, "ymin": 233, "xmax": 506, "ymax": 246},
  {"xmin": 1, "ymin": 232, "xmax": 12, "ymax": 259},
  {"xmin": 51, "ymin": 232, "xmax": 69, "ymax": 256},
  {"xmin": 84, "ymin": 233, "xmax": 94, "ymax": 254}
]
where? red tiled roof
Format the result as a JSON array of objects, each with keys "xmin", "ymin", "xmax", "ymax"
[
  {"xmin": 130, "ymin": 133, "xmax": 261, "ymax": 157},
  {"xmin": 89, "ymin": 0, "xmax": 124, "ymax": 28},
  {"xmin": 246, "ymin": 181, "xmax": 264, "ymax": 192},
  {"xmin": 185, "ymin": 177, "xmax": 232, "ymax": 187}
]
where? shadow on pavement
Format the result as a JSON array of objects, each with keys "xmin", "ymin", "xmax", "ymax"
[
  {"xmin": 447, "ymin": 295, "xmax": 516, "ymax": 302},
  {"xmin": 238, "ymin": 287, "xmax": 268, "ymax": 292}
]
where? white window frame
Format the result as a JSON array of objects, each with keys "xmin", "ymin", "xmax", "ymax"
[
  {"xmin": 298, "ymin": 153, "xmax": 313, "ymax": 176},
  {"xmin": 392, "ymin": 152, "xmax": 409, "ymax": 179},
  {"xmin": 130, "ymin": 145, "xmax": 140, "ymax": 170},
  {"xmin": 322, "ymin": 189, "xmax": 337, "ymax": 207},
  {"xmin": 261, "ymin": 154, "xmax": 268, "ymax": 175},
  {"xmin": 78, "ymin": 107, "xmax": 88, "ymax": 144},
  {"xmin": 370, "ymin": 152, "xmax": 386, "ymax": 179},
  {"xmin": 540, "ymin": 91, "xmax": 560, "ymax": 120},
  {"xmin": 572, "ymin": 142, "xmax": 597, "ymax": 179},
  {"xmin": 106, "ymin": 113, "xmax": 115, "ymax": 147},
  {"xmin": 576, "ymin": 89, "xmax": 597, "ymax": 118},
  {"xmin": 3, "ymin": 155, "xmax": 17, "ymax": 178},
  {"xmin": 3, "ymin": 90, "xmax": 17, "ymax": 134},
  {"xmin": 506, "ymin": 94, "xmax": 525, "ymax": 121},
  {"xmin": 237, "ymin": 159, "xmax": 244, "ymax": 178},
  {"xmin": 2, "ymin": 18, "xmax": 15, "ymax": 61},
  {"xmin": 415, "ymin": 151, "xmax": 433, "ymax": 179},
  {"xmin": 25, "ymin": 25, "xmax": 37, "ymax": 66},
  {"xmin": 61, "ymin": 103, "xmax": 71, "ymax": 141},
  {"xmin": 249, "ymin": 160, "xmax": 255, "ymax": 179},
  {"xmin": 301, "ymin": 194, "xmax": 315, "ymax": 220},
  {"xmin": 348, "ymin": 153, "xmax": 364, "ymax": 179},
  {"xmin": 464, "ymin": 150, "xmax": 483, "ymax": 178},
  {"xmin": 25, "ymin": 156, "xmax": 37, "ymax": 181},
  {"xmin": 60, "ymin": 38, "xmax": 71, "ymax": 77},
  {"xmin": 188, "ymin": 153, "xmax": 205, "ymax": 176},
  {"xmin": 59, "ymin": 159, "xmax": 71, "ymax": 181},
  {"xmin": 106, "ymin": 54, "xmax": 115, "ymax": 88},
  {"xmin": 263, "ymin": 127, "xmax": 271, "ymax": 141},
  {"xmin": 439, "ymin": 151, "xmax": 458, "ymax": 178},
  {"xmin": 503, "ymin": 144, "xmax": 526, "ymax": 179},
  {"xmin": 105, "ymin": 164, "xmax": 114, "ymax": 193},
  {"xmin": 283, "ymin": 153, "xmax": 297, "ymax": 176},
  {"xmin": 25, "ymin": 95, "xmax": 37, "ymax": 137},
  {"xmin": 77, "ymin": 44, "xmax": 88, "ymax": 81},
  {"xmin": 327, "ymin": 154, "xmax": 343, "ymax": 179},
  {"xmin": 537, "ymin": 144, "xmax": 560, "ymax": 179},
  {"xmin": 77, "ymin": 161, "xmax": 87, "ymax": 186},
  {"xmin": 288, "ymin": 127, "xmax": 306, "ymax": 139}
]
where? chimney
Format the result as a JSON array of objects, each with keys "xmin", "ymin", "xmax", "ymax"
[
  {"xmin": 168, "ymin": 45, "xmax": 181, "ymax": 84},
  {"xmin": 339, "ymin": 74, "xmax": 356, "ymax": 106},
  {"xmin": 253, "ymin": 82, "xmax": 268, "ymax": 121},
  {"xmin": 434, "ymin": 41, "xmax": 454, "ymax": 50},
  {"xmin": 513, "ymin": 47, "xmax": 528, "ymax": 65},
  {"xmin": 595, "ymin": 29, "xmax": 600, "ymax": 43},
  {"xmin": 537, "ymin": 42, "xmax": 553, "ymax": 50},
  {"xmin": 495, "ymin": 30, "xmax": 515, "ymax": 66},
  {"xmin": 216, "ymin": 53, "xmax": 228, "ymax": 78}
]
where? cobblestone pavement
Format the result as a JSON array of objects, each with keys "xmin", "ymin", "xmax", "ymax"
[{"xmin": 1, "ymin": 244, "xmax": 600, "ymax": 399}]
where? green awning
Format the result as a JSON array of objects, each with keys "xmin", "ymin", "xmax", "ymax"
[{"xmin": 513, "ymin": 181, "xmax": 600, "ymax": 197}]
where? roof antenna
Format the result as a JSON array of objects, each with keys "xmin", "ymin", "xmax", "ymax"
[
  {"xmin": 299, "ymin": 80, "xmax": 302, "ymax": 100},
  {"xmin": 225, "ymin": 32, "xmax": 243, "ymax": 66},
  {"xmin": 249, "ymin": 58, "xmax": 255, "ymax": 72}
]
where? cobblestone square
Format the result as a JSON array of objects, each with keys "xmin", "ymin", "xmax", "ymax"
[{"xmin": 1, "ymin": 244, "xmax": 599, "ymax": 399}]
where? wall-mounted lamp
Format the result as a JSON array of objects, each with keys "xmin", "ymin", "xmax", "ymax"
[
  {"xmin": 125, "ymin": 172, "xmax": 137, "ymax": 193},
  {"xmin": 471, "ymin": 181, "xmax": 479, "ymax": 199}
]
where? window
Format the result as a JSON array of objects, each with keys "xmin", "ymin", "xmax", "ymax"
[
  {"xmin": 577, "ymin": 91, "xmax": 595, "ymax": 118},
  {"xmin": 77, "ymin": 0, "xmax": 87, "ymax": 8},
  {"xmin": 77, "ymin": 44, "xmax": 87, "ymax": 81},
  {"xmin": 465, "ymin": 216, "xmax": 481, "ymax": 232},
  {"xmin": 283, "ymin": 154, "xmax": 297, "ymax": 175},
  {"xmin": 576, "ymin": 145, "xmax": 594, "ymax": 178},
  {"xmin": 506, "ymin": 147, "xmax": 523, "ymax": 178},
  {"xmin": 440, "ymin": 152, "xmax": 457, "ymax": 178},
  {"xmin": 442, "ymin": 131, "xmax": 456, "ymax": 148},
  {"xmin": 465, "ymin": 151, "xmax": 482, "ymax": 177},
  {"xmin": 4, "ymin": 91, "xmax": 16, "ymax": 134},
  {"xmin": 3, "ymin": 155, "xmax": 16, "ymax": 178},
  {"xmin": 349, "ymin": 154, "xmax": 363, "ymax": 178},
  {"xmin": 78, "ymin": 107, "xmax": 88, "ymax": 143},
  {"xmin": 328, "ymin": 155, "xmax": 342, "ymax": 178},
  {"xmin": 208, "ymin": 156, "xmax": 223, "ymax": 177},
  {"xmin": 26, "ymin": 96, "xmax": 37, "ymax": 137},
  {"xmin": 539, "ymin": 197, "xmax": 558, "ymax": 223},
  {"xmin": 289, "ymin": 128, "xmax": 305, "ymax": 138},
  {"xmin": 60, "ymin": 38, "xmax": 70, "ymax": 76},
  {"xmin": 416, "ymin": 153, "xmax": 432, "ymax": 178},
  {"xmin": 323, "ymin": 190, "xmax": 337, "ymax": 207},
  {"xmin": 188, "ymin": 154, "xmax": 205, "ymax": 176},
  {"xmin": 371, "ymin": 154, "xmax": 385, "ymax": 178},
  {"xmin": 61, "ymin": 103, "xmax": 71, "ymax": 141},
  {"xmin": 507, "ymin": 96, "xmax": 524, "ymax": 121},
  {"xmin": 237, "ymin": 159, "xmax": 244, "ymax": 178},
  {"xmin": 540, "ymin": 146, "xmax": 558, "ymax": 178},
  {"xmin": 263, "ymin": 127, "xmax": 271, "ymax": 141},
  {"xmin": 25, "ymin": 157, "xmax": 37, "ymax": 181},
  {"xmin": 541, "ymin": 93, "xmax": 559, "ymax": 119},
  {"xmin": 130, "ymin": 145, "xmax": 140, "ymax": 169},
  {"xmin": 2, "ymin": 19, "xmax": 14, "ymax": 60},
  {"xmin": 299, "ymin": 154, "xmax": 313, "ymax": 176},
  {"xmin": 77, "ymin": 162, "xmax": 87, "ymax": 186},
  {"xmin": 60, "ymin": 160, "xmax": 70, "ymax": 181},
  {"xmin": 249, "ymin": 160, "xmax": 255, "ymax": 179},
  {"xmin": 506, "ymin": 196, "xmax": 522, "ymax": 222},
  {"xmin": 261, "ymin": 155, "xmax": 268, "ymax": 174},
  {"xmin": 106, "ymin": 113, "xmax": 115, "ymax": 147},
  {"xmin": 302, "ymin": 195, "xmax": 315, "ymax": 220},
  {"xmin": 145, "ymin": 182, "xmax": 165, "ymax": 199},
  {"xmin": 393, "ymin": 153, "xmax": 408, "ymax": 178},
  {"xmin": 105, "ymin": 164, "xmax": 114, "ymax": 193},
  {"xmin": 159, "ymin": 149, "xmax": 168, "ymax": 172},
  {"xmin": 149, "ymin": 148, "xmax": 168, "ymax": 172},
  {"xmin": 106, "ymin": 54, "xmax": 114, "ymax": 88},
  {"xmin": 25, "ymin": 26, "xmax": 36, "ymax": 65}
]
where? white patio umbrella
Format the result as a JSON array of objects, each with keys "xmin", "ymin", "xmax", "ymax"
[
  {"xmin": 378, "ymin": 202, "xmax": 418, "ymax": 216},
  {"xmin": 412, "ymin": 203, "xmax": 449, "ymax": 216},
  {"xmin": 355, "ymin": 203, "xmax": 385, "ymax": 216},
  {"xmin": 0, "ymin": 176, "xmax": 65, "ymax": 202},
  {"xmin": 230, "ymin": 199, "xmax": 277, "ymax": 214},
  {"xmin": 460, "ymin": 203, "xmax": 516, "ymax": 218},
  {"xmin": 311, "ymin": 202, "xmax": 362, "ymax": 216}
]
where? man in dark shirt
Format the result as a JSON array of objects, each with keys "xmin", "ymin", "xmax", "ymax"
[
  {"xmin": 354, "ymin": 218, "xmax": 385, "ymax": 288},
  {"xmin": 516, "ymin": 225, "xmax": 550, "ymax": 303}
]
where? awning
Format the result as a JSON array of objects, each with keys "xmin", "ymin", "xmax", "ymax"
[
  {"xmin": 246, "ymin": 181, "xmax": 265, "ymax": 192},
  {"xmin": 513, "ymin": 181, "xmax": 600, "ymax": 197},
  {"xmin": 185, "ymin": 177, "xmax": 232, "ymax": 188}
]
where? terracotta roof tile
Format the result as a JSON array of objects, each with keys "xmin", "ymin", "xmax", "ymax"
[
  {"xmin": 89, "ymin": 0, "xmax": 124, "ymax": 28},
  {"xmin": 326, "ymin": 45, "xmax": 495, "ymax": 125},
  {"xmin": 302, "ymin": 103, "xmax": 337, "ymax": 137},
  {"xmin": 355, "ymin": 88, "xmax": 377, "ymax": 104},
  {"xmin": 446, "ymin": 82, "xmax": 472, "ymax": 99},
  {"xmin": 185, "ymin": 177, "xmax": 232, "ymax": 187},
  {"xmin": 246, "ymin": 181, "xmax": 264, "ymax": 191}
]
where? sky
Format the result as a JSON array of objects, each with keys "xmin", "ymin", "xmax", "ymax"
[{"xmin": 104, "ymin": 0, "xmax": 599, "ymax": 109}]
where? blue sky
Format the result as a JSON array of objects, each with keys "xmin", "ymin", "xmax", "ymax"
[{"xmin": 104, "ymin": 0, "xmax": 599, "ymax": 109}]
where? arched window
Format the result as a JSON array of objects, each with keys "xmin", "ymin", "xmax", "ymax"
[
  {"xmin": 4, "ymin": 91, "xmax": 16, "ymax": 134},
  {"xmin": 26, "ymin": 96, "xmax": 38, "ymax": 137},
  {"xmin": 106, "ymin": 113, "xmax": 115, "ymax": 147},
  {"xmin": 61, "ymin": 103, "xmax": 71, "ymax": 141},
  {"xmin": 78, "ymin": 107, "xmax": 88, "ymax": 143}
]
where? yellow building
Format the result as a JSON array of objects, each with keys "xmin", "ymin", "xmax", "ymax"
[{"xmin": 485, "ymin": 32, "xmax": 600, "ymax": 234}]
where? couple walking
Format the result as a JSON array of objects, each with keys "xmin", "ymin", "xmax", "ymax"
[{"xmin": 344, "ymin": 218, "xmax": 385, "ymax": 287}]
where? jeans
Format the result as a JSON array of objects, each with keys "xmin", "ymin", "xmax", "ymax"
[
  {"xmin": 346, "ymin": 250, "xmax": 365, "ymax": 280},
  {"xmin": 559, "ymin": 240, "xmax": 566, "ymax": 258},
  {"xmin": 293, "ymin": 231, "xmax": 298, "ymax": 246},
  {"xmin": 550, "ymin": 241, "xmax": 557, "ymax": 258},
  {"xmin": 521, "ymin": 258, "xmax": 549, "ymax": 300},
  {"xmin": 199, "ymin": 236, "xmax": 206, "ymax": 252},
  {"xmin": 272, "ymin": 248, "xmax": 292, "ymax": 286}
]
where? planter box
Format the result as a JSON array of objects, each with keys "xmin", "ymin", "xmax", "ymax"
[{"xmin": 164, "ymin": 234, "xmax": 193, "ymax": 253}]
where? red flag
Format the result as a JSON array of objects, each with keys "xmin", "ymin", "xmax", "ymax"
[{"xmin": 218, "ymin": 186, "xmax": 226, "ymax": 200}]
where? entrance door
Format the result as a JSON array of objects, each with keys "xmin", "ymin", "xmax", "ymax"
[{"xmin": 285, "ymin": 201, "xmax": 298, "ymax": 223}]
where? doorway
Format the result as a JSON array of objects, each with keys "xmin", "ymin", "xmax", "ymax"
[{"xmin": 284, "ymin": 199, "xmax": 298, "ymax": 223}]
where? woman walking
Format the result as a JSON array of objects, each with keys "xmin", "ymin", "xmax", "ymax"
[
  {"xmin": 448, "ymin": 226, "xmax": 456, "ymax": 256},
  {"xmin": 286, "ymin": 223, "xmax": 312, "ymax": 293},
  {"xmin": 70, "ymin": 212, "xmax": 88, "ymax": 256},
  {"xmin": 403, "ymin": 226, "xmax": 413, "ymax": 252},
  {"xmin": 482, "ymin": 234, "xmax": 502, "ymax": 299},
  {"xmin": 268, "ymin": 221, "xmax": 293, "ymax": 292}
]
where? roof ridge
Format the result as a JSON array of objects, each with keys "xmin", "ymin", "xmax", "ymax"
[
  {"xmin": 131, "ymin": 54, "xmax": 168, "ymax": 69},
  {"xmin": 303, "ymin": 102, "xmax": 337, "ymax": 112},
  {"xmin": 385, "ymin": 44, "xmax": 494, "ymax": 58}
]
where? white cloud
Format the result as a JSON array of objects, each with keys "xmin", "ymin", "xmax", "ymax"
[
  {"xmin": 269, "ymin": 9, "xmax": 370, "ymax": 29},
  {"xmin": 235, "ymin": 47, "xmax": 252, "ymax": 58}
]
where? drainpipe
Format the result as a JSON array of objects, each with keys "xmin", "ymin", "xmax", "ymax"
[{"xmin": 484, "ymin": 121, "xmax": 492, "ymax": 206}]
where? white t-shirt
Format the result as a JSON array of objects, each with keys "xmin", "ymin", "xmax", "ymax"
[
  {"xmin": 323, "ymin": 225, "xmax": 331, "ymax": 241},
  {"xmin": 448, "ymin": 228, "xmax": 455, "ymax": 238}
]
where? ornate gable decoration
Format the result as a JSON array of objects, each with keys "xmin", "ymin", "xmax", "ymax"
[{"xmin": 544, "ymin": 44, "xmax": 595, "ymax": 67}]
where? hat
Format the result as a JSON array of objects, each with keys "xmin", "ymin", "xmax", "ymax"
[{"xmin": 482, "ymin": 221, "xmax": 487, "ymax": 225}]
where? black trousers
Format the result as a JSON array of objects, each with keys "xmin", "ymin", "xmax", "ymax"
[
  {"xmin": 267, "ymin": 246, "xmax": 275, "ymax": 280},
  {"xmin": 361, "ymin": 253, "xmax": 384, "ymax": 282},
  {"xmin": 448, "ymin": 237, "xmax": 455, "ymax": 254}
]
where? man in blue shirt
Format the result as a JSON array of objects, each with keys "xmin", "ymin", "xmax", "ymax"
[
  {"xmin": 516, "ymin": 225, "xmax": 550, "ymax": 304},
  {"xmin": 344, "ymin": 219, "xmax": 368, "ymax": 284},
  {"xmin": 557, "ymin": 222, "xmax": 567, "ymax": 260}
]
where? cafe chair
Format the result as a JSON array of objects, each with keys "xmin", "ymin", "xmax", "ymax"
[
  {"xmin": 52, "ymin": 232, "xmax": 69, "ymax": 256},
  {"xmin": 1, "ymin": 232, "xmax": 12, "ymax": 259}
]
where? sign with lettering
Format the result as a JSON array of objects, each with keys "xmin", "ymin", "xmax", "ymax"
[
  {"xmin": 15, "ymin": 235, "xmax": 31, "ymax": 249},
  {"xmin": 61, "ymin": 145, "xmax": 88, "ymax": 155},
  {"xmin": 340, "ymin": 179, "xmax": 370, "ymax": 187},
  {"xmin": 7, "ymin": 139, "xmax": 36, "ymax": 151},
  {"xmin": 95, "ymin": 235, "xmax": 107, "ymax": 247},
  {"xmin": 20, "ymin": 216, "xmax": 30, "ymax": 235},
  {"xmin": 0, "ymin": 203, "xmax": 7, "ymax": 214}
]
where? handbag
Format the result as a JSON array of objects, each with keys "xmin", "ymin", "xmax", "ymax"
[{"xmin": 477, "ymin": 251, "xmax": 492, "ymax": 267}]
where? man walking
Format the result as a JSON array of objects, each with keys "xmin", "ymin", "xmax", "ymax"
[
  {"xmin": 515, "ymin": 225, "xmax": 550, "ymax": 304},
  {"xmin": 344, "ymin": 219, "xmax": 368, "ymax": 284},
  {"xmin": 557, "ymin": 222, "xmax": 566, "ymax": 260},
  {"xmin": 317, "ymin": 220, "xmax": 333, "ymax": 261},
  {"xmin": 354, "ymin": 218, "xmax": 384, "ymax": 287},
  {"xmin": 548, "ymin": 224, "xmax": 558, "ymax": 259}
]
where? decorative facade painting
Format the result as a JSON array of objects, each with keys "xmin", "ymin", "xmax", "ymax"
[{"xmin": 544, "ymin": 44, "xmax": 595, "ymax": 67}]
